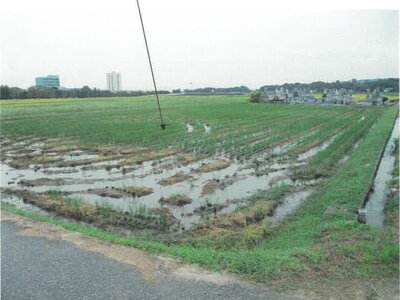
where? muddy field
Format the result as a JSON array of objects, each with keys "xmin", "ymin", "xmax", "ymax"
[
  {"xmin": 0, "ymin": 135, "xmax": 327, "ymax": 233},
  {"xmin": 0, "ymin": 96, "xmax": 386, "ymax": 236}
]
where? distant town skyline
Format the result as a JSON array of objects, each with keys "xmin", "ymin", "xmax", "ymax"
[{"xmin": 1, "ymin": 1, "xmax": 398, "ymax": 90}]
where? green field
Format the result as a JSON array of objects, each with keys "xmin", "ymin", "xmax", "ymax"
[
  {"xmin": 0, "ymin": 95, "xmax": 385, "ymax": 159},
  {"xmin": 1, "ymin": 95, "xmax": 398, "ymax": 297}
]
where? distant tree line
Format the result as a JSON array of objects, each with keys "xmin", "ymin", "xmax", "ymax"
[
  {"xmin": 0, "ymin": 85, "xmax": 252, "ymax": 100},
  {"xmin": 259, "ymin": 78, "xmax": 399, "ymax": 93},
  {"xmin": 0, "ymin": 85, "xmax": 171, "ymax": 100}
]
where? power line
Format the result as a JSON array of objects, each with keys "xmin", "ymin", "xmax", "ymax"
[{"xmin": 136, "ymin": 0, "xmax": 166, "ymax": 130}]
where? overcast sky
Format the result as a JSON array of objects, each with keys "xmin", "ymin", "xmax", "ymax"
[{"xmin": 0, "ymin": 1, "xmax": 398, "ymax": 90}]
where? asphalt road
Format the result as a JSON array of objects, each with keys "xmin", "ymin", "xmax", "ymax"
[{"xmin": 1, "ymin": 218, "xmax": 299, "ymax": 300}]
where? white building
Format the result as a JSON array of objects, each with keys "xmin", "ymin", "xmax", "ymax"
[{"xmin": 106, "ymin": 72, "xmax": 121, "ymax": 92}]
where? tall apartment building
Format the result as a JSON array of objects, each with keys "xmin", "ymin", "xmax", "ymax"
[
  {"xmin": 35, "ymin": 75, "xmax": 60, "ymax": 88},
  {"xmin": 107, "ymin": 72, "xmax": 121, "ymax": 92}
]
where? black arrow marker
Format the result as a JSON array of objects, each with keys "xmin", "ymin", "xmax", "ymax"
[{"xmin": 136, "ymin": 0, "xmax": 166, "ymax": 130}]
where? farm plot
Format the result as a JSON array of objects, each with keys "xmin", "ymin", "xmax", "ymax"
[{"xmin": 0, "ymin": 95, "xmax": 383, "ymax": 233}]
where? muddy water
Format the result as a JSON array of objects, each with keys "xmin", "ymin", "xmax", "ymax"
[
  {"xmin": 363, "ymin": 118, "xmax": 399, "ymax": 227},
  {"xmin": 274, "ymin": 189, "xmax": 314, "ymax": 221},
  {"xmin": 1, "ymin": 139, "xmax": 323, "ymax": 230},
  {"xmin": 297, "ymin": 135, "xmax": 338, "ymax": 161},
  {"xmin": 1, "ymin": 156, "xmax": 289, "ymax": 229},
  {"xmin": 1, "ymin": 194, "xmax": 48, "ymax": 214}
]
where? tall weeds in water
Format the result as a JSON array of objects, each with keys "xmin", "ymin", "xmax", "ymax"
[
  {"xmin": 47, "ymin": 190, "xmax": 82, "ymax": 208},
  {"xmin": 133, "ymin": 204, "xmax": 149, "ymax": 219},
  {"xmin": 63, "ymin": 196, "xmax": 83, "ymax": 208},
  {"xmin": 47, "ymin": 189, "xmax": 63, "ymax": 200},
  {"xmin": 95, "ymin": 200, "xmax": 115, "ymax": 216},
  {"xmin": 159, "ymin": 213, "xmax": 168, "ymax": 231}
]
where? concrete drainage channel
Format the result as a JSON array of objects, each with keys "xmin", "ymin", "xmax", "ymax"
[{"xmin": 358, "ymin": 117, "xmax": 399, "ymax": 227}]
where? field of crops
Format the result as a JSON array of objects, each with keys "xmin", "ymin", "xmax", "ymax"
[
  {"xmin": 1, "ymin": 95, "xmax": 398, "ymax": 298},
  {"xmin": 0, "ymin": 95, "xmax": 384, "ymax": 159}
]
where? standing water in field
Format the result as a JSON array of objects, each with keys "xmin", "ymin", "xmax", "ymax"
[
  {"xmin": 362, "ymin": 118, "xmax": 398, "ymax": 227},
  {"xmin": 273, "ymin": 189, "xmax": 314, "ymax": 221},
  {"xmin": 0, "ymin": 136, "xmax": 324, "ymax": 230}
]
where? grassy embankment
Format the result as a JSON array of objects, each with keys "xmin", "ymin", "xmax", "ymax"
[{"xmin": 2, "ymin": 103, "xmax": 398, "ymax": 285}]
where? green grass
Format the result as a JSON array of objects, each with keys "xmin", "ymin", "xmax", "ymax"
[
  {"xmin": 294, "ymin": 110, "xmax": 381, "ymax": 178},
  {"xmin": 48, "ymin": 190, "xmax": 83, "ymax": 209},
  {"xmin": 0, "ymin": 95, "xmax": 380, "ymax": 158},
  {"xmin": 248, "ymin": 183, "xmax": 288, "ymax": 205},
  {"xmin": 64, "ymin": 196, "xmax": 83, "ymax": 208},
  {"xmin": 95, "ymin": 199, "xmax": 116, "ymax": 216},
  {"xmin": 133, "ymin": 204, "xmax": 150, "ymax": 219},
  {"xmin": 47, "ymin": 189, "xmax": 63, "ymax": 199}
]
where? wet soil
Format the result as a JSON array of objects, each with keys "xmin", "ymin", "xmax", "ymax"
[
  {"xmin": 1, "ymin": 136, "xmax": 322, "ymax": 231},
  {"xmin": 198, "ymin": 160, "xmax": 231, "ymax": 172},
  {"xmin": 159, "ymin": 194, "xmax": 192, "ymax": 206},
  {"xmin": 116, "ymin": 186, "xmax": 153, "ymax": 197},
  {"xmin": 201, "ymin": 177, "xmax": 238, "ymax": 195},
  {"xmin": 1, "ymin": 187, "xmax": 178, "ymax": 232},
  {"xmin": 158, "ymin": 172, "xmax": 193, "ymax": 186},
  {"xmin": 86, "ymin": 188, "xmax": 128, "ymax": 198}
]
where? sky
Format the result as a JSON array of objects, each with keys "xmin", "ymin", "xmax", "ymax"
[{"xmin": 0, "ymin": 1, "xmax": 399, "ymax": 90}]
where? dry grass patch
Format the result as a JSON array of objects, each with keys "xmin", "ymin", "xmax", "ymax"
[
  {"xmin": 31, "ymin": 155, "xmax": 64, "ymax": 164},
  {"xmin": 54, "ymin": 155, "xmax": 122, "ymax": 167},
  {"xmin": 201, "ymin": 181, "xmax": 220, "ymax": 195},
  {"xmin": 177, "ymin": 154, "xmax": 199, "ymax": 165},
  {"xmin": 199, "ymin": 160, "xmax": 231, "ymax": 172},
  {"xmin": 123, "ymin": 149, "xmax": 177, "ymax": 165},
  {"xmin": 159, "ymin": 172, "xmax": 193, "ymax": 186},
  {"xmin": 245, "ymin": 200, "xmax": 277, "ymax": 224},
  {"xmin": 118, "ymin": 147, "xmax": 150, "ymax": 155},
  {"xmin": 159, "ymin": 194, "xmax": 192, "ymax": 206},
  {"xmin": 118, "ymin": 186, "xmax": 153, "ymax": 197}
]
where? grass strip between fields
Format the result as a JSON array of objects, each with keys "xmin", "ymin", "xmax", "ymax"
[{"xmin": 1, "ymin": 106, "xmax": 398, "ymax": 284}]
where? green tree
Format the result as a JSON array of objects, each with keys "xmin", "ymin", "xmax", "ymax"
[{"xmin": 0, "ymin": 85, "xmax": 10, "ymax": 99}]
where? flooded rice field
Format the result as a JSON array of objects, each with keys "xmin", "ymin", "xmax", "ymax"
[{"xmin": 0, "ymin": 136, "xmax": 331, "ymax": 231}]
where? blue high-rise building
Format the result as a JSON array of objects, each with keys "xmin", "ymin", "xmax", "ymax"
[{"xmin": 35, "ymin": 75, "xmax": 60, "ymax": 88}]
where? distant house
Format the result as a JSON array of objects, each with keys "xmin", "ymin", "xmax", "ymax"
[
  {"xmin": 260, "ymin": 88, "xmax": 315, "ymax": 104},
  {"xmin": 322, "ymin": 89, "xmax": 355, "ymax": 105},
  {"xmin": 363, "ymin": 89, "xmax": 383, "ymax": 106}
]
